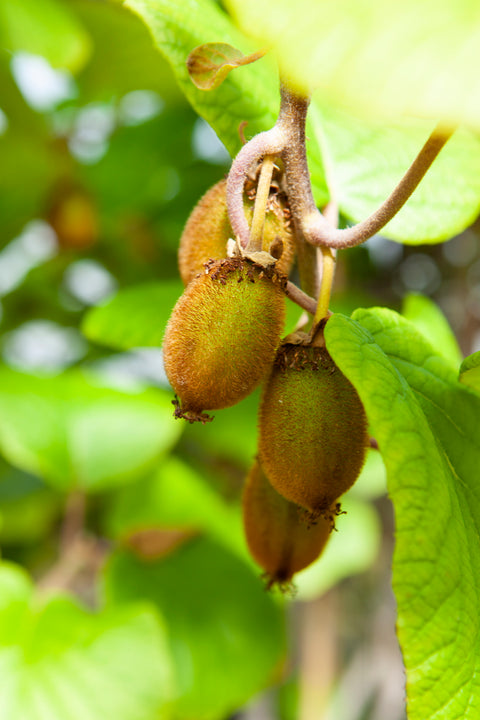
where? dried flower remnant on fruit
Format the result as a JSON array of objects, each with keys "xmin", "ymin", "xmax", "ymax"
[
  {"xmin": 178, "ymin": 179, "xmax": 295, "ymax": 285},
  {"xmin": 163, "ymin": 257, "xmax": 287, "ymax": 421},
  {"xmin": 243, "ymin": 461, "xmax": 333, "ymax": 590},
  {"xmin": 258, "ymin": 336, "xmax": 369, "ymax": 519}
]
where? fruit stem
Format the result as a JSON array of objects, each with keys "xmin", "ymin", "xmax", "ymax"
[
  {"xmin": 247, "ymin": 155, "xmax": 276, "ymax": 254},
  {"xmin": 314, "ymin": 247, "xmax": 336, "ymax": 323}
]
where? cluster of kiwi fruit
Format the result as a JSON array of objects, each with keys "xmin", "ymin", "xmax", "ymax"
[{"xmin": 162, "ymin": 173, "xmax": 369, "ymax": 588}]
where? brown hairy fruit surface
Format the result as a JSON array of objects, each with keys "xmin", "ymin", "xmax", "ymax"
[
  {"xmin": 258, "ymin": 343, "xmax": 368, "ymax": 518},
  {"xmin": 163, "ymin": 257, "xmax": 286, "ymax": 421},
  {"xmin": 243, "ymin": 461, "xmax": 333, "ymax": 589},
  {"xmin": 178, "ymin": 179, "xmax": 295, "ymax": 285}
]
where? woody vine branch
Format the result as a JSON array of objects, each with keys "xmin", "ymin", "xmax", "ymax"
[{"xmin": 226, "ymin": 83, "xmax": 454, "ymax": 312}]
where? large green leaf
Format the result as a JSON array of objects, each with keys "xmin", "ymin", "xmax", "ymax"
[
  {"xmin": 226, "ymin": 0, "xmax": 480, "ymax": 129},
  {"xmin": 324, "ymin": 309, "xmax": 480, "ymax": 720},
  {"xmin": 125, "ymin": 0, "xmax": 480, "ymax": 243},
  {"xmin": 0, "ymin": 0, "xmax": 91, "ymax": 72},
  {"xmin": 315, "ymin": 106, "xmax": 480, "ymax": 243},
  {"xmin": 459, "ymin": 351, "xmax": 480, "ymax": 392},
  {"xmin": 105, "ymin": 538, "xmax": 286, "ymax": 720},
  {"xmin": 123, "ymin": 0, "xmax": 329, "ymax": 203},
  {"xmin": 402, "ymin": 293, "xmax": 463, "ymax": 368},
  {"xmin": 0, "ymin": 563, "xmax": 173, "ymax": 720},
  {"xmin": 0, "ymin": 367, "xmax": 181, "ymax": 491}
]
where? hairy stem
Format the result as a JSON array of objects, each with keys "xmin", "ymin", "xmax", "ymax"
[
  {"xmin": 247, "ymin": 155, "xmax": 275, "ymax": 253},
  {"xmin": 227, "ymin": 84, "xmax": 454, "ymax": 254},
  {"xmin": 301, "ymin": 126, "xmax": 454, "ymax": 248},
  {"xmin": 226, "ymin": 128, "xmax": 283, "ymax": 249}
]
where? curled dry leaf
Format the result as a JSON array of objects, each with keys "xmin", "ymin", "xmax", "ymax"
[{"xmin": 187, "ymin": 42, "xmax": 266, "ymax": 90}]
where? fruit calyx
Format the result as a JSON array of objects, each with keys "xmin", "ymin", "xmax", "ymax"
[
  {"xmin": 171, "ymin": 397, "xmax": 213, "ymax": 424},
  {"xmin": 203, "ymin": 256, "xmax": 288, "ymax": 292},
  {"xmin": 226, "ymin": 235, "xmax": 286, "ymax": 273}
]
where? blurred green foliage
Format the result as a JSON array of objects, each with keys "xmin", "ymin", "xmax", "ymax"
[{"xmin": 0, "ymin": 2, "xmax": 479, "ymax": 720}]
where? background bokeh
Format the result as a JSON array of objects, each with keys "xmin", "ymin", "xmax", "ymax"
[{"xmin": 0, "ymin": 2, "xmax": 478, "ymax": 720}]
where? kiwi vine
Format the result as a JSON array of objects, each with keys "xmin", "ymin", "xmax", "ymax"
[{"xmin": 163, "ymin": 70, "xmax": 454, "ymax": 588}]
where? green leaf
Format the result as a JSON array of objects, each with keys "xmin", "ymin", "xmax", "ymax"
[
  {"xmin": 0, "ymin": 467, "xmax": 60, "ymax": 544},
  {"xmin": 106, "ymin": 538, "xmax": 286, "ymax": 720},
  {"xmin": 0, "ymin": 0, "xmax": 91, "ymax": 72},
  {"xmin": 0, "ymin": 367, "xmax": 181, "ymax": 491},
  {"xmin": 82, "ymin": 280, "xmax": 183, "ymax": 351},
  {"xmin": 125, "ymin": 0, "xmax": 480, "ymax": 243},
  {"xmin": 459, "ymin": 351, "xmax": 480, "ymax": 391},
  {"xmin": 124, "ymin": 0, "xmax": 276, "ymax": 155},
  {"xmin": 107, "ymin": 456, "xmax": 246, "ymax": 559},
  {"xmin": 226, "ymin": 0, "xmax": 480, "ymax": 129},
  {"xmin": 402, "ymin": 293, "xmax": 463, "ymax": 368},
  {"xmin": 123, "ymin": 0, "xmax": 329, "ymax": 204},
  {"xmin": 0, "ymin": 563, "xmax": 174, "ymax": 720},
  {"xmin": 324, "ymin": 308, "xmax": 480, "ymax": 720},
  {"xmin": 315, "ymin": 106, "xmax": 480, "ymax": 243}
]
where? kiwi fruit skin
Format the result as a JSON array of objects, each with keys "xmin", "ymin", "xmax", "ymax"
[
  {"xmin": 243, "ymin": 461, "xmax": 332, "ymax": 587},
  {"xmin": 178, "ymin": 179, "xmax": 295, "ymax": 285},
  {"xmin": 163, "ymin": 257, "xmax": 286, "ymax": 419},
  {"xmin": 258, "ymin": 342, "xmax": 368, "ymax": 518}
]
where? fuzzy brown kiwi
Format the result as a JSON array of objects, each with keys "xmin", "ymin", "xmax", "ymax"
[
  {"xmin": 178, "ymin": 179, "xmax": 295, "ymax": 285},
  {"xmin": 243, "ymin": 460, "xmax": 333, "ymax": 589},
  {"xmin": 258, "ymin": 338, "xmax": 368, "ymax": 519},
  {"xmin": 163, "ymin": 257, "xmax": 286, "ymax": 422}
]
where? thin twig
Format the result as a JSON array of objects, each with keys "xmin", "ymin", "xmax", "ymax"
[{"xmin": 286, "ymin": 281, "xmax": 317, "ymax": 315}]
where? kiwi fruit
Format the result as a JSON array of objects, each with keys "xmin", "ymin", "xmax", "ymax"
[
  {"xmin": 178, "ymin": 179, "xmax": 295, "ymax": 285},
  {"xmin": 243, "ymin": 460, "xmax": 333, "ymax": 588},
  {"xmin": 258, "ymin": 337, "xmax": 368, "ymax": 519},
  {"xmin": 163, "ymin": 257, "xmax": 286, "ymax": 422}
]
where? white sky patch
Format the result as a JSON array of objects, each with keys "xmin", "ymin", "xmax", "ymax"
[
  {"xmin": 118, "ymin": 90, "xmax": 164, "ymax": 126},
  {"xmin": 398, "ymin": 253, "xmax": 441, "ymax": 294},
  {"xmin": 365, "ymin": 234, "xmax": 403, "ymax": 268},
  {"xmin": 442, "ymin": 230, "xmax": 478, "ymax": 268},
  {"xmin": 91, "ymin": 348, "xmax": 169, "ymax": 391},
  {"xmin": 3, "ymin": 320, "xmax": 87, "ymax": 373},
  {"xmin": 192, "ymin": 118, "xmax": 230, "ymax": 165},
  {"xmin": 68, "ymin": 102, "xmax": 116, "ymax": 164},
  {"xmin": 0, "ymin": 221, "xmax": 57, "ymax": 297},
  {"xmin": 64, "ymin": 259, "xmax": 117, "ymax": 306},
  {"xmin": 11, "ymin": 52, "xmax": 76, "ymax": 111}
]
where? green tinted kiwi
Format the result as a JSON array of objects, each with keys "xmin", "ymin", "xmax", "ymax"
[
  {"xmin": 178, "ymin": 179, "xmax": 295, "ymax": 285},
  {"xmin": 163, "ymin": 257, "xmax": 286, "ymax": 422},
  {"xmin": 258, "ymin": 340, "xmax": 368, "ymax": 518},
  {"xmin": 243, "ymin": 461, "xmax": 333, "ymax": 589}
]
